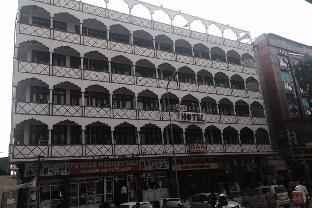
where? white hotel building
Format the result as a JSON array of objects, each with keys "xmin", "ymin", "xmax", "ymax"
[{"xmin": 10, "ymin": 0, "xmax": 275, "ymax": 207}]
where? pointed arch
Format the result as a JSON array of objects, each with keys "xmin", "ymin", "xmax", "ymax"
[
  {"xmin": 112, "ymin": 87, "xmax": 135, "ymax": 109},
  {"xmin": 133, "ymin": 30, "xmax": 153, "ymax": 48},
  {"xmin": 111, "ymin": 55, "xmax": 132, "ymax": 75},
  {"xmin": 185, "ymin": 125, "xmax": 203, "ymax": 144},
  {"xmin": 155, "ymin": 34, "xmax": 173, "ymax": 52},
  {"xmin": 231, "ymin": 74, "xmax": 245, "ymax": 90},
  {"xmin": 161, "ymin": 92, "xmax": 179, "ymax": 112},
  {"xmin": 135, "ymin": 59, "xmax": 156, "ymax": 78},
  {"xmin": 85, "ymin": 122, "xmax": 112, "ymax": 144},
  {"xmin": 181, "ymin": 94, "xmax": 200, "ymax": 112},
  {"xmin": 219, "ymin": 98, "xmax": 234, "ymax": 115},
  {"xmin": 14, "ymin": 119, "xmax": 48, "ymax": 145},
  {"xmin": 193, "ymin": 43, "xmax": 210, "ymax": 59},
  {"xmin": 215, "ymin": 72, "xmax": 229, "ymax": 88},
  {"xmin": 235, "ymin": 100, "xmax": 250, "ymax": 116},
  {"xmin": 109, "ymin": 24, "xmax": 130, "ymax": 44},
  {"xmin": 175, "ymin": 39, "xmax": 192, "ymax": 56},
  {"xmin": 52, "ymin": 120, "xmax": 82, "ymax": 145},
  {"xmin": 201, "ymin": 96, "xmax": 218, "ymax": 114},
  {"xmin": 205, "ymin": 126, "xmax": 222, "ymax": 144},
  {"xmin": 240, "ymin": 127, "xmax": 254, "ymax": 144},
  {"xmin": 211, "ymin": 47, "xmax": 226, "ymax": 62},
  {"xmin": 197, "ymin": 70, "xmax": 214, "ymax": 86},
  {"xmin": 256, "ymin": 128, "xmax": 270, "ymax": 145},
  {"xmin": 246, "ymin": 77, "xmax": 259, "ymax": 92},
  {"xmin": 227, "ymin": 50, "xmax": 241, "ymax": 65},
  {"xmin": 137, "ymin": 89, "xmax": 159, "ymax": 111},
  {"xmin": 163, "ymin": 124, "xmax": 184, "ymax": 144},
  {"xmin": 223, "ymin": 126, "xmax": 239, "ymax": 144},
  {"xmin": 140, "ymin": 124, "xmax": 162, "ymax": 145},
  {"xmin": 114, "ymin": 122, "xmax": 137, "ymax": 145}
]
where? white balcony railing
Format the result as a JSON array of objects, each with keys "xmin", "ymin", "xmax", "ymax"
[
  {"xmin": 229, "ymin": 64, "xmax": 243, "ymax": 73},
  {"xmin": 225, "ymin": 144, "xmax": 241, "ymax": 152},
  {"xmin": 161, "ymin": 112, "xmax": 179, "ymax": 121},
  {"xmin": 83, "ymin": 70, "xmax": 110, "ymax": 82},
  {"xmin": 138, "ymin": 110, "xmax": 160, "ymax": 120},
  {"xmin": 157, "ymin": 50, "xmax": 176, "ymax": 61},
  {"xmin": 51, "ymin": 145, "xmax": 83, "ymax": 157},
  {"xmin": 111, "ymin": 74, "xmax": 135, "ymax": 85},
  {"xmin": 198, "ymin": 85, "xmax": 216, "ymax": 94},
  {"xmin": 176, "ymin": 54, "xmax": 194, "ymax": 64},
  {"xmin": 232, "ymin": 89, "xmax": 248, "ymax": 97},
  {"xmin": 85, "ymin": 145, "xmax": 113, "ymax": 156},
  {"xmin": 220, "ymin": 115, "xmax": 237, "ymax": 124},
  {"xmin": 83, "ymin": 36, "xmax": 107, "ymax": 49},
  {"xmin": 13, "ymin": 145, "xmax": 49, "ymax": 159},
  {"xmin": 16, "ymin": 102, "xmax": 49, "ymax": 115},
  {"xmin": 53, "ymin": 105, "xmax": 82, "ymax": 117},
  {"xmin": 18, "ymin": 61, "xmax": 49, "ymax": 75},
  {"xmin": 113, "ymin": 109, "xmax": 137, "ymax": 119},
  {"xmin": 140, "ymin": 145, "xmax": 164, "ymax": 155},
  {"xmin": 109, "ymin": 41, "xmax": 132, "ymax": 53},
  {"xmin": 216, "ymin": 87, "xmax": 232, "ymax": 96},
  {"xmin": 53, "ymin": 30, "xmax": 80, "ymax": 44},
  {"xmin": 136, "ymin": 77, "xmax": 158, "ymax": 87},
  {"xmin": 180, "ymin": 82, "xmax": 198, "ymax": 91},
  {"xmin": 52, "ymin": 66, "xmax": 81, "ymax": 79},
  {"xmin": 84, "ymin": 107, "xmax": 111, "ymax": 118},
  {"xmin": 241, "ymin": 145, "xmax": 257, "ymax": 153},
  {"xmin": 207, "ymin": 145, "xmax": 224, "ymax": 153},
  {"xmin": 252, "ymin": 117, "xmax": 267, "ymax": 125},
  {"xmin": 257, "ymin": 145, "xmax": 273, "ymax": 152},
  {"xmin": 134, "ymin": 46, "xmax": 154, "ymax": 57},
  {"xmin": 19, "ymin": 24, "xmax": 50, "ymax": 38},
  {"xmin": 213, "ymin": 61, "xmax": 228, "ymax": 70},
  {"xmin": 203, "ymin": 114, "xmax": 220, "ymax": 123},
  {"xmin": 237, "ymin": 116, "xmax": 252, "ymax": 125},
  {"xmin": 195, "ymin": 58, "xmax": 211, "ymax": 66},
  {"xmin": 158, "ymin": 80, "xmax": 179, "ymax": 89},
  {"xmin": 114, "ymin": 145, "xmax": 139, "ymax": 155}
]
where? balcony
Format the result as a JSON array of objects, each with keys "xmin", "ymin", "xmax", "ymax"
[
  {"xmin": 53, "ymin": 30, "xmax": 80, "ymax": 44},
  {"xmin": 138, "ymin": 110, "xmax": 160, "ymax": 120},
  {"xmin": 136, "ymin": 77, "xmax": 158, "ymax": 88},
  {"xmin": 15, "ymin": 102, "xmax": 49, "ymax": 115},
  {"xmin": 109, "ymin": 41, "xmax": 132, "ymax": 54},
  {"xmin": 111, "ymin": 74, "xmax": 135, "ymax": 85},
  {"xmin": 198, "ymin": 85, "xmax": 216, "ymax": 94},
  {"xmin": 216, "ymin": 87, "xmax": 232, "ymax": 96},
  {"xmin": 176, "ymin": 54, "xmax": 194, "ymax": 64},
  {"xmin": 157, "ymin": 50, "xmax": 176, "ymax": 61},
  {"xmin": 84, "ymin": 106, "xmax": 111, "ymax": 118},
  {"xmin": 83, "ymin": 70, "xmax": 110, "ymax": 82},
  {"xmin": 213, "ymin": 61, "xmax": 228, "ymax": 70},
  {"xmin": 19, "ymin": 23, "xmax": 50, "ymax": 39},
  {"xmin": 52, "ymin": 104, "xmax": 83, "ymax": 117},
  {"xmin": 220, "ymin": 115, "xmax": 237, "ymax": 124},
  {"xmin": 113, "ymin": 109, "xmax": 137, "ymax": 119},
  {"xmin": 11, "ymin": 144, "xmax": 273, "ymax": 160},
  {"xmin": 195, "ymin": 57, "xmax": 211, "ymax": 67},
  {"xmin": 18, "ymin": 61, "xmax": 49, "ymax": 75},
  {"xmin": 252, "ymin": 117, "xmax": 267, "ymax": 125},
  {"xmin": 83, "ymin": 36, "xmax": 107, "ymax": 49},
  {"xmin": 232, "ymin": 89, "xmax": 248, "ymax": 98},
  {"xmin": 52, "ymin": 65, "xmax": 81, "ymax": 79},
  {"xmin": 203, "ymin": 114, "xmax": 220, "ymax": 123},
  {"xmin": 229, "ymin": 63, "xmax": 243, "ymax": 73},
  {"xmin": 134, "ymin": 46, "xmax": 154, "ymax": 57},
  {"xmin": 236, "ymin": 116, "xmax": 252, "ymax": 125},
  {"xmin": 180, "ymin": 82, "xmax": 198, "ymax": 91}
]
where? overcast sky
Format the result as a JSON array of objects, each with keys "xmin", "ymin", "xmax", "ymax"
[{"xmin": 0, "ymin": 0, "xmax": 311, "ymax": 157}]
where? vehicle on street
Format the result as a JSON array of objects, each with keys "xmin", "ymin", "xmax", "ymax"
[
  {"xmin": 255, "ymin": 185, "xmax": 290, "ymax": 208},
  {"xmin": 120, "ymin": 202, "xmax": 153, "ymax": 208},
  {"xmin": 184, "ymin": 193, "xmax": 240, "ymax": 208},
  {"xmin": 160, "ymin": 198, "xmax": 184, "ymax": 208}
]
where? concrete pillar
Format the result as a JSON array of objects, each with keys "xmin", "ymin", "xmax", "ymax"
[
  {"xmin": 238, "ymin": 132, "xmax": 241, "ymax": 145},
  {"xmin": 24, "ymin": 122, "xmax": 30, "ymax": 145},
  {"xmin": 82, "ymin": 128, "xmax": 86, "ymax": 145},
  {"xmin": 25, "ymin": 85, "xmax": 31, "ymax": 102},
  {"xmin": 81, "ymin": 91, "xmax": 85, "ymax": 107},
  {"xmin": 221, "ymin": 132, "xmax": 224, "ymax": 145},
  {"xmin": 27, "ymin": 50, "xmax": 32, "ymax": 62},
  {"xmin": 50, "ymin": 15, "xmax": 54, "ymax": 29},
  {"xmin": 161, "ymin": 128, "xmax": 164, "ymax": 145},
  {"xmin": 66, "ymin": 56, "xmax": 70, "ymax": 68},
  {"xmin": 48, "ymin": 128, "xmax": 52, "ymax": 145},
  {"xmin": 49, "ymin": 88, "xmax": 53, "ymax": 115},
  {"xmin": 49, "ymin": 51, "xmax": 53, "ymax": 66},
  {"xmin": 111, "ymin": 130, "xmax": 115, "ymax": 144},
  {"xmin": 106, "ymin": 29, "xmax": 110, "ymax": 41},
  {"xmin": 81, "ymin": 57, "xmax": 84, "ymax": 79},
  {"xmin": 129, "ymin": 32, "xmax": 133, "ymax": 45}
]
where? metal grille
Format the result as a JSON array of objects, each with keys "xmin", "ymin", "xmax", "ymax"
[
  {"xmin": 153, "ymin": 22, "xmax": 172, "ymax": 33},
  {"xmin": 180, "ymin": 82, "xmax": 198, "ymax": 91},
  {"xmin": 213, "ymin": 61, "xmax": 228, "ymax": 70},
  {"xmin": 140, "ymin": 145, "xmax": 164, "ymax": 155},
  {"xmin": 83, "ymin": 3, "xmax": 106, "ymax": 17},
  {"xmin": 191, "ymin": 31, "xmax": 207, "ymax": 41},
  {"xmin": 138, "ymin": 110, "xmax": 160, "ymax": 120},
  {"xmin": 53, "ymin": 30, "xmax": 80, "ymax": 44},
  {"xmin": 216, "ymin": 87, "xmax": 232, "ymax": 96},
  {"xmin": 52, "ymin": 66, "xmax": 81, "ymax": 79},
  {"xmin": 241, "ymin": 145, "xmax": 257, "ymax": 153},
  {"xmin": 85, "ymin": 145, "xmax": 113, "ymax": 156},
  {"xmin": 232, "ymin": 89, "xmax": 248, "ymax": 98},
  {"xmin": 157, "ymin": 50, "xmax": 176, "ymax": 61},
  {"xmin": 252, "ymin": 117, "xmax": 266, "ymax": 125},
  {"xmin": 229, "ymin": 64, "xmax": 243, "ymax": 73},
  {"xmin": 111, "ymin": 74, "xmax": 135, "ymax": 84},
  {"xmin": 136, "ymin": 77, "xmax": 158, "ymax": 87},
  {"xmin": 18, "ymin": 61, "xmax": 49, "ymax": 75},
  {"xmin": 13, "ymin": 145, "xmax": 49, "ymax": 159},
  {"xmin": 198, "ymin": 85, "xmax": 216, "ymax": 94},
  {"xmin": 134, "ymin": 46, "xmax": 154, "ymax": 57},
  {"xmin": 173, "ymin": 27, "xmax": 190, "ymax": 37},
  {"xmin": 161, "ymin": 112, "xmax": 179, "ymax": 121},
  {"xmin": 158, "ymin": 80, "xmax": 178, "ymax": 89},
  {"xmin": 220, "ymin": 115, "xmax": 237, "ymax": 124},
  {"xmin": 207, "ymin": 145, "xmax": 224, "ymax": 153},
  {"xmin": 113, "ymin": 109, "xmax": 137, "ymax": 119},
  {"xmin": 114, "ymin": 145, "xmax": 139, "ymax": 156},
  {"xmin": 203, "ymin": 114, "xmax": 220, "ymax": 123},
  {"xmin": 16, "ymin": 102, "xmax": 49, "ymax": 115},
  {"xmin": 177, "ymin": 54, "xmax": 194, "ymax": 64},
  {"xmin": 84, "ymin": 36, "xmax": 107, "ymax": 49},
  {"xmin": 195, "ymin": 58, "xmax": 211, "ymax": 67},
  {"xmin": 85, "ymin": 107, "xmax": 111, "ymax": 118},
  {"xmin": 83, "ymin": 70, "xmax": 109, "ymax": 82},
  {"xmin": 109, "ymin": 41, "xmax": 132, "ymax": 53},
  {"xmin": 54, "ymin": 0, "xmax": 80, "ymax": 10},
  {"xmin": 108, "ymin": 10, "xmax": 130, "ymax": 23},
  {"xmin": 173, "ymin": 145, "xmax": 187, "ymax": 154},
  {"xmin": 19, "ymin": 24, "xmax": 50, "ymax": 38},
  {"xmin": 248, "ymin": 91, "xmax": 263, "ymax": 99},
  {"xmin": 131, "ymin": 16, "xmax": 152, "ymax": 28},
  {"xmin": 53, "ymin": 105, "xmax": 82, "ymax": 117},
  {"xmin": 225, "ymin": 145, "xmax": 241, "ymax": 152},
  {"xmin": 51, "ymin": 145, "xmax": 83, "ymax": 157}
]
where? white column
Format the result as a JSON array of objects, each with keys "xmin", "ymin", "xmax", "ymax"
[
  {"xmin": 129, "ymin": 32, "xmax": 133, "ymax": 45},
  {"xmin": 50, "ymin": 15, "xmax": 54, "ymax": 29},
  {"xmin": 161, "ymin": 128, "xmax": 164, "ymax": 144},
  {"xmin": 106, "ymin": 29, "xmax": 110, "ymax": 41},
  {"xmin": 25, "ymin": 85, "xmax": 31, "ymax": 103},
  {"xmin": 48, "ymin": 128, "xmax": 52, "ymax": 145},
  {"xmin": 238, "ymin": 132, "xmax": 241, "ymax": 145},
  {"xmin": 80, "ymin": 57, "xmax": 84, "ymax": 79},
  {"xmin": 65, "ymin": 56, "xmax": 70, "ymax": 68},
  {"xmin": 81, "ymin": 91, "xmax": 85, "ymax": 107},
  {"xmin": 202, "ymin": 130, "xmax": 205, "ymax": 144},
  {"xmin": 221, "ymin": 132, "xmax": 224, "ymax": 145},
  {"xmin": 66, "ymin": 89, "xmax": 70, "ymax": 105},
  {"xmin": 24, "ymin": 122, "xmax": 30, "ymax": 145},
  {"xmin": 173, "ymin": 41, "xmax": 176, "ymax": 54},
  {"xmin": 137, "ymin": 131, "xmax": 141, "ymax": 145},
  {"xmin": 49, "ymin": 88, "xmax": 53, "ymax": 115},
  {"xmin": 111, "ymin": 130, "xmax": 115, "ymax": 144},
  {"xmin": 12, "ymin": 86, "xmax": 16, "ymax": 114},
  {"xmin": 27, "ymin": 50, "xmax": 32, "ymax": 62},
  {"xmin": 49, "ymin": 50, "xmax": 53, "ymax": 66},
  {"xmin": 82, "ymin": 128, "xmax": 86, "ymax": 145}
]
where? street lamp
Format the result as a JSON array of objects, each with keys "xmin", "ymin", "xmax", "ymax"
[{"xmin": 165, "ymin": 70, "xmax": 181, "ymax": 198}]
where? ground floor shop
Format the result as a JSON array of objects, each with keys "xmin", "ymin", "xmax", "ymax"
[{"xmin": 16, "ymin": 156, "xmax": 277, "ymax": 208}]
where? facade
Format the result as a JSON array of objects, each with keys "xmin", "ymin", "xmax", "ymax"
[
  {"xmin": 11, "ymin": 0, "xmax": 274, "ymax": 207},
  {"xmin": 255, "ymin": 34, "xmax": 312, "ymax": 181}
]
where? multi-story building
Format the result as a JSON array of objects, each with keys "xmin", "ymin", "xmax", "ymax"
[
  {"xmin": 255, "ymin": 33, "xmax": 312, "ymax": 183},
  {"xmin": 10, "ymin": 0, "xmax": 274, "ymax": 207}
]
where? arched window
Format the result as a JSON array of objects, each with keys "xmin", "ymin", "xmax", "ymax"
[
  {"xmin": 111, "ymin": 55, "xmax": 132, "ymax": 75},
  {"xmin": 185, "ymin": 125, "xmax": 203, "ymax": 144},
  {"xmin": 256, "ymin": 128, "xmax": 270, "ymax": 145},
  {"xmin": 20, "ymin": 6, "xmax": 50, "ymax": 28},
  {"xmin": 18, "ymin": 41, "xmax": 49, "ymax": 64},
  {"xmin": 211, "ymin": 47, "xmax": 226, "ymax": 62},
  {"xmin": 235, "ymin": 100, "xmax": 250, "ymax": 117},
  {"xmin": 83, "ymin": 19, "xmax": 107, "ymax": 39},
  {"xmin": 251, "ymin": 102, "xmax": 265, "ymax": 117},
  {"xmin": 53, "ymin": 46, "xmax": 81, "ymax": 68},
  {"xmin": 84, "ymin": 51, "xmax": 108, "ymax": 72},
  {"xmin": 16, "ymin": 78, "xmax": 49, "ymax": 104},
  {"xmin": 110, "ymin": 24, "xmax": 130, "ymax": 44},
  {"xmin": 242, "ymin": 53, "xmax": 256, "ymax": 67},
  {"xmin": 137, "ymin": 90, "xmax": 159, "ymax": 111},
  {"xmin": 205, "ymin": 126, "xmax": 222, "ymax": 144},
  {"xmin": 53, "ymin": 82, "xmax": 81, "ymax": 106},
  {"xmin": 163, "ymin": 124, "xmax": 184, "ymax": 144},
  {"xmin": 135, "ymin": 59, "xmax": 156, "ymax": 78},
  {"xmin": 197, "ymin": 70, "xmax": 213, "ymax": 86},
  {"xmin": 178, "ymin": 67, "xmax": 196, "ymax": 83},
  {"xmin": 181, "ymin": 94, "xmax": 200, "ymax": 112},
  {"xmin": 215, "ymin": 72, "xmax": 229, "ymax": 88},
  {"xmin": 85, "ymin": 85, "xmax": 110, "ymax": 108},
  {"xmin": 246, "ymin": 77, "xmax": 259, "ymax": 92},
  {"xmin": 53, "ymin": 120, "xmax": 82, "ymax": 145},
  {"xmin": 112, "ymin": 88, "xmax": 135, "ymax": 109},
  {"xmin": 14, "ymin": 119, "xmax": 48, "ymax": 145},
  {"xmin": 114, "ymin": 123, "xmax": 137, "ymax": 145},
  {"xmin": 230, "ymin": 75, "xmax": 245, "ymax": 90},
  {"xmin": 201, "ymin": 97, "xmax": 218, "ymax": 114},
  {"xmin": 158, "ymin": 63, "xmax": 176, "ymax": 81},
  {"xmin": 155, "ymin": 35, "xmax": 173, "ymax": 52},
  {"xmin": 223, "ymin": 127, "xmax": 239, "ymax": 144},
  {"xmin": 85, "ymin": 122, "xmax": 111, "ymax": 144},
  {"xmin": 161, "ymin": 93, "xmax": 179, "ymax": 112},
  {"xmin": 219, "ymin": 98, "xmax": 234, "ymax": 115},
  {"xmin": 175, "ymin": 39, "xmax": 192, "ymax": 56},
  {"xmin": 140, "ymin": 124, "xmax": 162, "ymax": 145},
  {"xmin": 133, "ymin": 30, "xmax": 153, "ymax": 48},
  {"xmin": 240, "ymin": 128, "xmax": 254, "ymax": 144},
  {"xmin": 227, "ymin": 50, "xmax": 241, "ymax": 65},
  {"xmin": 54, "ymin": 13, "xmax": 80, "ymax": 33},
  {"xmin": 193, "ymin": 44, "xmax": 210, "ymax": 59}
]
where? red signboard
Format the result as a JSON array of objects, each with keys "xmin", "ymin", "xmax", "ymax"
[{"xmin": 189, "ymin": 144, "xmax": 208, "ymax": 153}]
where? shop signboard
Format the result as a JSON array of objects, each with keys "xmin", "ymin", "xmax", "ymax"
[{"xmin": 189, "ymin": 144, "xmax": 208, "ymax": 153}]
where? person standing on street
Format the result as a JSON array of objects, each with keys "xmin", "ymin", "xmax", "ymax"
[{"xmin": 295, "ymin": 180, "xmax": 310, "ymax": 208}]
